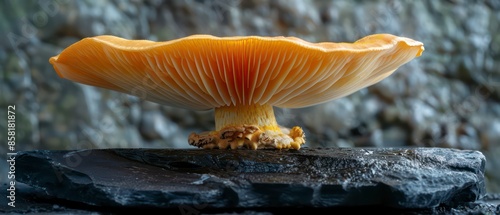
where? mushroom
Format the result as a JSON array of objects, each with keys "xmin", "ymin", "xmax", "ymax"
[{"xmin": 49, "ymin": 34, "xmax": 424, "ymax": 150}]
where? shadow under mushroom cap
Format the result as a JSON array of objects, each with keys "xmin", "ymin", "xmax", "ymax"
[{"xmin": 50, "ymin": 34, "xmax": 424, "ymax": 110}]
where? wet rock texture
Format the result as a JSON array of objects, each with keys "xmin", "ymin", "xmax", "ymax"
[{"xmin": 16, "ymin": 148, "xmax": 485, "ymax": 209}]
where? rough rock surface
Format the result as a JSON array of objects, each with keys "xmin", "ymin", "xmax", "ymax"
[
  {"xmin": 15, "ymin": 148, "xmax": 485, "ymax": 209},
  {"xmin": 1, "ymin": 0, "xmax": 500, "ymax": 192},
  {"xmin": 2, "ymin": 183, "xmax": 499, "ymax": 215}
]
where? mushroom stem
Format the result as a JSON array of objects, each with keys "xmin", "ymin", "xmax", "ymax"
[
  {"xmin": 214, "ymin": 104, "xmax": 279, "ymax": 131},
  {"xmin": 188, "ymin": 103, "xmax": 305, "ymax": 149}
]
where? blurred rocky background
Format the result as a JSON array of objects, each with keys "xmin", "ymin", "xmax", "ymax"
[{"xmin": 0, "ymin": 0, "xmax": 499, "ymax": 193}]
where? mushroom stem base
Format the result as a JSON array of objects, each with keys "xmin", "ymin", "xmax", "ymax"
[
  {"xmin": 188, "ymin": 125, "xmax": 305, "ymax": 150},
  {"xmin": 188, "ymin": 104, "xmax": 305, "ymax": 149}
]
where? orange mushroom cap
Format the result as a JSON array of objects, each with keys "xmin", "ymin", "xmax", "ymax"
[{"xmin": 49, "ymin": 34, "xmax": 424, "ymax": 110}]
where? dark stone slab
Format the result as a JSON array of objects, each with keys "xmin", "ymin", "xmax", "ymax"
[
  {"xmin": 2, "ymin": 182, "xmax": 498, "ymax": 215},
  {"xmin": 0, "ymin": 182, "xmax": 94, "ymax": 214},
  {"xmin": 15, "ymin": 148, "xmax": 486, "ymax": 210}
]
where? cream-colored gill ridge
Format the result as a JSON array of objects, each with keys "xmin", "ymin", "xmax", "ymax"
[
  {"xmin": 51, "ymin": 38, "xmax": 206, "ymax": 109},
  {"xmin": 276, "ymin": 41, "xmax": 423, "ymax": 108},
  {"xmin": 271, "ymin": 52, "xmax": 351, "ymax": 106},
  {"xmin": 50, "ymin": 35, "xmax": 423, "ymax": 110},
  {"xmin": 150, "ymin": 51, "xmax": 214, "ymax": 108}
]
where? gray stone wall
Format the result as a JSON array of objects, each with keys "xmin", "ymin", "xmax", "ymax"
[{"xmin": 1, "ymin": 0, "xmax": 499, "ymax": 192}]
